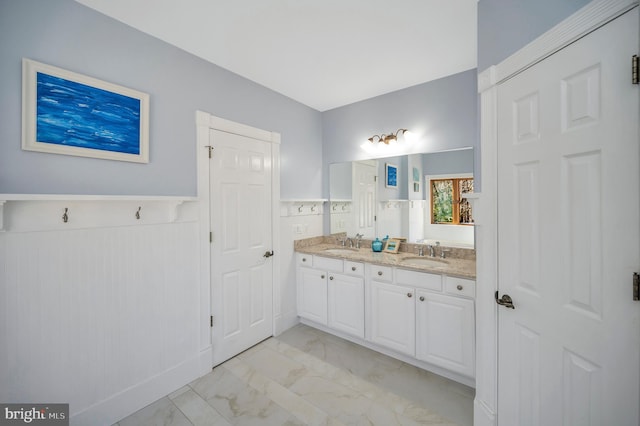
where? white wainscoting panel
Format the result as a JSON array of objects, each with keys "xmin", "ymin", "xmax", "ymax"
[{"xmin": 0, "ymin": 208, "xmax": 204, "ymax": 425}]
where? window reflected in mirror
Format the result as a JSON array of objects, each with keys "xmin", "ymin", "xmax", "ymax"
[{"xmin": 431, "ymin": 177, "xmax": 474, "ymax": 225}]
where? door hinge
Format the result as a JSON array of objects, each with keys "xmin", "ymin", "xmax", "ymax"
[
  {"xmin": 209, "ymin": 231, "xmax": 213, "ymax": 243},
  {"xmin": 210, "ymin": 315, "xmax": 214, "ymax": 327},
  {"xmin": 634, "ymin": 273, "xmax": 639, "ymax": 301},
  {"xmin": 632, "ymin": 55, "xmax": 639, "ymax": 84},
  {"xmin": 205, "ymin": 145, "xmax": 213, "ymax": 158}
]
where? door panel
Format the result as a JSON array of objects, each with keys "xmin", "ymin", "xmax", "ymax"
[
  {"xmin": 497, "ymin": 9, "xmax": 639, "ymax": 425},
  {"xmin": 352, "ymin": 161, "xmax": 377, "ymax": 238},
  {"xmin": 211, "ymin": 129, "xmax": 273, "ymax": 366}
]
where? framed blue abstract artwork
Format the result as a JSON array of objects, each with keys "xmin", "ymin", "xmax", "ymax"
[
  {"xmin": 22, "ymin": 58, "xmax": 149, "ymax": 163},
  {"xmin": 385, "ymin": 163, "xmax": 397, "ymax": 188}
]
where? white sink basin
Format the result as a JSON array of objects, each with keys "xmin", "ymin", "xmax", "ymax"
[
  {"xmin": 402, "ymin": 257, "xmax": 447, "ymax": 268},
  {"xmin": 323, "ymin": 248, "xmax": 359, "ymax": 254}
]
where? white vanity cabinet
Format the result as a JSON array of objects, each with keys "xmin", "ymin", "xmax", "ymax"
[
  {"xmin": 415, "ymin": 287, "xmax": 475, "ymax": 377},
  {"xmin": 368, "ymin": 280, "xmax": 416, "ymax": 355},
  {"xmin": 327, "ymin": 260, "xmax": 365, "ymax": 338},
  {"xmin": 296, "ymin": 254, "xmax": 328, "ymax": 325},
  {"xmin": 296, "ymin": 251, "xmax": 476, "ymax": 385},
  {"xmin": 366, "ymin": 264, "xmax": 475, "ymax": 379},
  {"xmin": 296, "ymin": 253, "xmax": 364, "ymax": 335}
]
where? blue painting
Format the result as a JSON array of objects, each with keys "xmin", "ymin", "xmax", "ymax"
[
  {"xmin": 22, "ymin": 58, "xmax": 149, "ymax": 163},
  {"xmin": 386, "ymin": 163, "xmax": 398, "ymax": 188},
  {"xmin": 36, "ymin": 72, "xmax": 141, "ymax": 155}
]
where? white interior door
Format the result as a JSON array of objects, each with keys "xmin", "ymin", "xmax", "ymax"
[
  {"xmin": 352, "ymin": 160, "xmax": 377, "ymax": 238},
  {"xmin": 210, "ymin": 129, "xmax": 273, "ymax": 366},
  {"xmin": 497, "ymin": 9, "xmax": 639, "ymax": 425}
]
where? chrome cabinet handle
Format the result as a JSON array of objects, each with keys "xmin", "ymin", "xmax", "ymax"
[
  {"xmin": 407, "ymin": 293, "xmax": 413, "ymax": 298},
  {"xmin": 264, "ymin": 250, "xmax": 274, "ymax": 258},
  {"xmin": 495, "ymin": 291, "xmax": 515, "ymax": 309},
  {"xmin": 352, "ymin": 266, "xmax": 356, "ymax": 271},
  {"xmin": 419, "ymin": 296, "xmax": 425, "ymax": 301},
  {"xmin": 457, "ymin": 285, "xmax": 463, "ymax": 291},
  {"xmin": 302, "ymin": 258, "xmax": 307, "ymax": 262},
  {"xmin": 329, "ymin": 276, "xmax": 334, "ymax": 280},
  {"xmin": 321, "ymin": 275, "xmax": 325, "ymax": 279},
  {"xmin": 378, "ymin": 271, "xmax": 383, "ymax": 276}
]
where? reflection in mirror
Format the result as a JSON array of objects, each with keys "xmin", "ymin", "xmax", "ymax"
[{"xmin": 329, "ymin": 148, "xmax": 474, "ymax": 248}]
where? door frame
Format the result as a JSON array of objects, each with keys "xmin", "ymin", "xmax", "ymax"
[
  {"xmin": 475, "ymin": 1, "xmax": 638, "ymax": 425},
  {"xmin": 195, "ymin": 111, "xmax": 281, "ymax": 369}
]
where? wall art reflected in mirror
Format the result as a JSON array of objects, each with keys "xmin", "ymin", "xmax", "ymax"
[{"xmin": 329, "ymin": 147, "xmax": 474, "ymax": 248}]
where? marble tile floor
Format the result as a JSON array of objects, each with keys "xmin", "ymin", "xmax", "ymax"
[{"xmin": 115, "ymin": 324, "xmax": 474, "ymax": 426}]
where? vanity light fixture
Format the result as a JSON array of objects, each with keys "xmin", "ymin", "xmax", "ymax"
[{"xmin": 368, "ymin": 129, "xmax": 409, "ymax": 144}]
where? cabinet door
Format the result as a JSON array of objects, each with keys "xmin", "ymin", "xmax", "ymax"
[
  {"xmin": 328, "ymin": 273, "xmax": 364, "ymax": 338},
  {"xmin": 416, "ymin": 290, "xmax": 475, "ymax": 377},
  {"xmin": 297, "ymin": 267, "xmax": 328, "ymax": 325},
  {"xmin": 369, "ymin": 280, "xmax": 415, "ymax": 355}
]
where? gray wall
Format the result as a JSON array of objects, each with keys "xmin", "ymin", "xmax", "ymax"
[
  {"xmin": 0, "ymin": 0, "xmax": 323, "ymax": 198},
  {"xmin": 423, "ymin": 148, "xmax": 474, "ymax": 176},
  {"xmin": 322, "ymin": 68, "xmax": 478, "ymax": 197},
  {"xmin": 477, "ymin": 0, "xmax": 591, "ymax": 72}
]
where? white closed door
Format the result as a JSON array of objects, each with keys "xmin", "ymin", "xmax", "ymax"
[
  {"xmin": 210, "ymin": 129, "xmax": 273, "ymax": 366},
  {"xmin": 352, "ymin": 161, "xmax": 377, "ymax": 238},
  {"xmin": 497, "ymin": 9, "xmax": 639, "ymax": 425}
]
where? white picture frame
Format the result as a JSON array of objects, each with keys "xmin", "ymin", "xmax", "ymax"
[{"xmin": 22, "ymin": 58, "xmax": 149, "ymax": 163}]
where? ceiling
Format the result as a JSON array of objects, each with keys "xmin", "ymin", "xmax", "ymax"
[{"xmin": 74, "ymin": 0, "xmax": 477, "ymax": 112}]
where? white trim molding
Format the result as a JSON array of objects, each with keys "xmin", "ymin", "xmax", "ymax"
[
  {"xmin": 475, "ymin": 1, "xmax": 638, "ymax": 425},
  {"xmin": 195, "ymin": 110, "xmax": 282, "ymax": 368}
]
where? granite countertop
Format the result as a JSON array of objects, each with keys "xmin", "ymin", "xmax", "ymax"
[{"xmin": 295, "ymin": 242, "xmax": 476, "ymax": 280}]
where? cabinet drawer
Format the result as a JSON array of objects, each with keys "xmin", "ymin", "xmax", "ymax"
[
  {"xmin": 344, "ymin": 260, "xmax": 364, "ymax": 277},
  {"xmin": 314, "ymin": 255, "xmax": 344, "ymax": 273},
  {"xmin": 444, "ymin": 276, "xmax": 475, "ymax": 299},
  {"xmin": 395, "ymin": 268, "xmax": 442, "ymax": 292},
  {"xmin": 296, "ymin": 253, "xmax": 313, "ymax": 267},
  {"xmin": 368, "ymin": 264, "xmax": 393, "ymax": 282}
]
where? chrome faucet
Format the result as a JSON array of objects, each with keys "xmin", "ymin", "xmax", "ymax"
[
  {"xmin": 354, "ymin": 233, "xmax": 363, "ymax": 248},
  {"xmin": 345, "ymin": 237, "xmax": 354, "ymax": 248},
  {"xmin": 417, "ymin": 245, "xmax": 425, "ymax": 256},
  {"xmin": 428, "ymin": 245, "xmax": 435, "ymax": 257}
]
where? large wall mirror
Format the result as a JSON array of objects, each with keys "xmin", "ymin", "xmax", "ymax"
[{"xmin": 329, "ymin": 147, "xmax": 474, "ymax": 248}]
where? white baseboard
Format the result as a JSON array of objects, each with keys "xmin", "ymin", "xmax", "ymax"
[
  {"xmin": 473, "ymin": 398, "xmax": 497, "ymax": 426},
  {"xmin": 70, "ymin": 353, "xmax": 205, "ymax": 426},
  {"xmin": 274, "ymin": 311, "xmax": 300, "ymax": 336}
]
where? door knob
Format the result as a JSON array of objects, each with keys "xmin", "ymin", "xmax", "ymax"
[
  {"xmin": 263, "ymin": 250, "xmax": 274, "ymax": 258},
  {"xmin": 495, "ymin": 291, "xmax": 515, "ymax": 309}
]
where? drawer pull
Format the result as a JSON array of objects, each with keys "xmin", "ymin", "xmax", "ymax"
[
  {"xmin": 457, "ymin": 285, "xmax": 463, "ymax": 291},
  {"xmin": 302, "ymin": 258, "xmax": 307, "ymax": 262},
  {"xmin": 419, "ymin": 296, "xmax": 425, "ymax": 301},
  {"xmin": 329, "ymin": 276, "xmax": 334, "ymax": 280},
  {"xmin": 378, "ymin": 271, "xmax": 383, "ymax": 276},
  {"xmin": 352, "ymin": 266, "xmax": 357, "ymax": 271},
  {"xmin": 407, "ymin": 293, "xmax": 413, "ymax": 298},
  {"xmin": 321, "ymin": 275, "xmax": 325, "ymax": 279}
]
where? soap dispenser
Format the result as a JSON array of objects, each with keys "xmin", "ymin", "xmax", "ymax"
[{"xmin": 372, "ymin": 238, "xmax": 383, "ymax": 252}]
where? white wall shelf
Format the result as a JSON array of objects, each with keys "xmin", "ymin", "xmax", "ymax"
[
  {"xmin": 0, "ymin": 194, "xmax": 198, "ymax": 232},
  {"xmin": 280, "ymin": 199, "xmax": 328, "ymax": 217}
]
